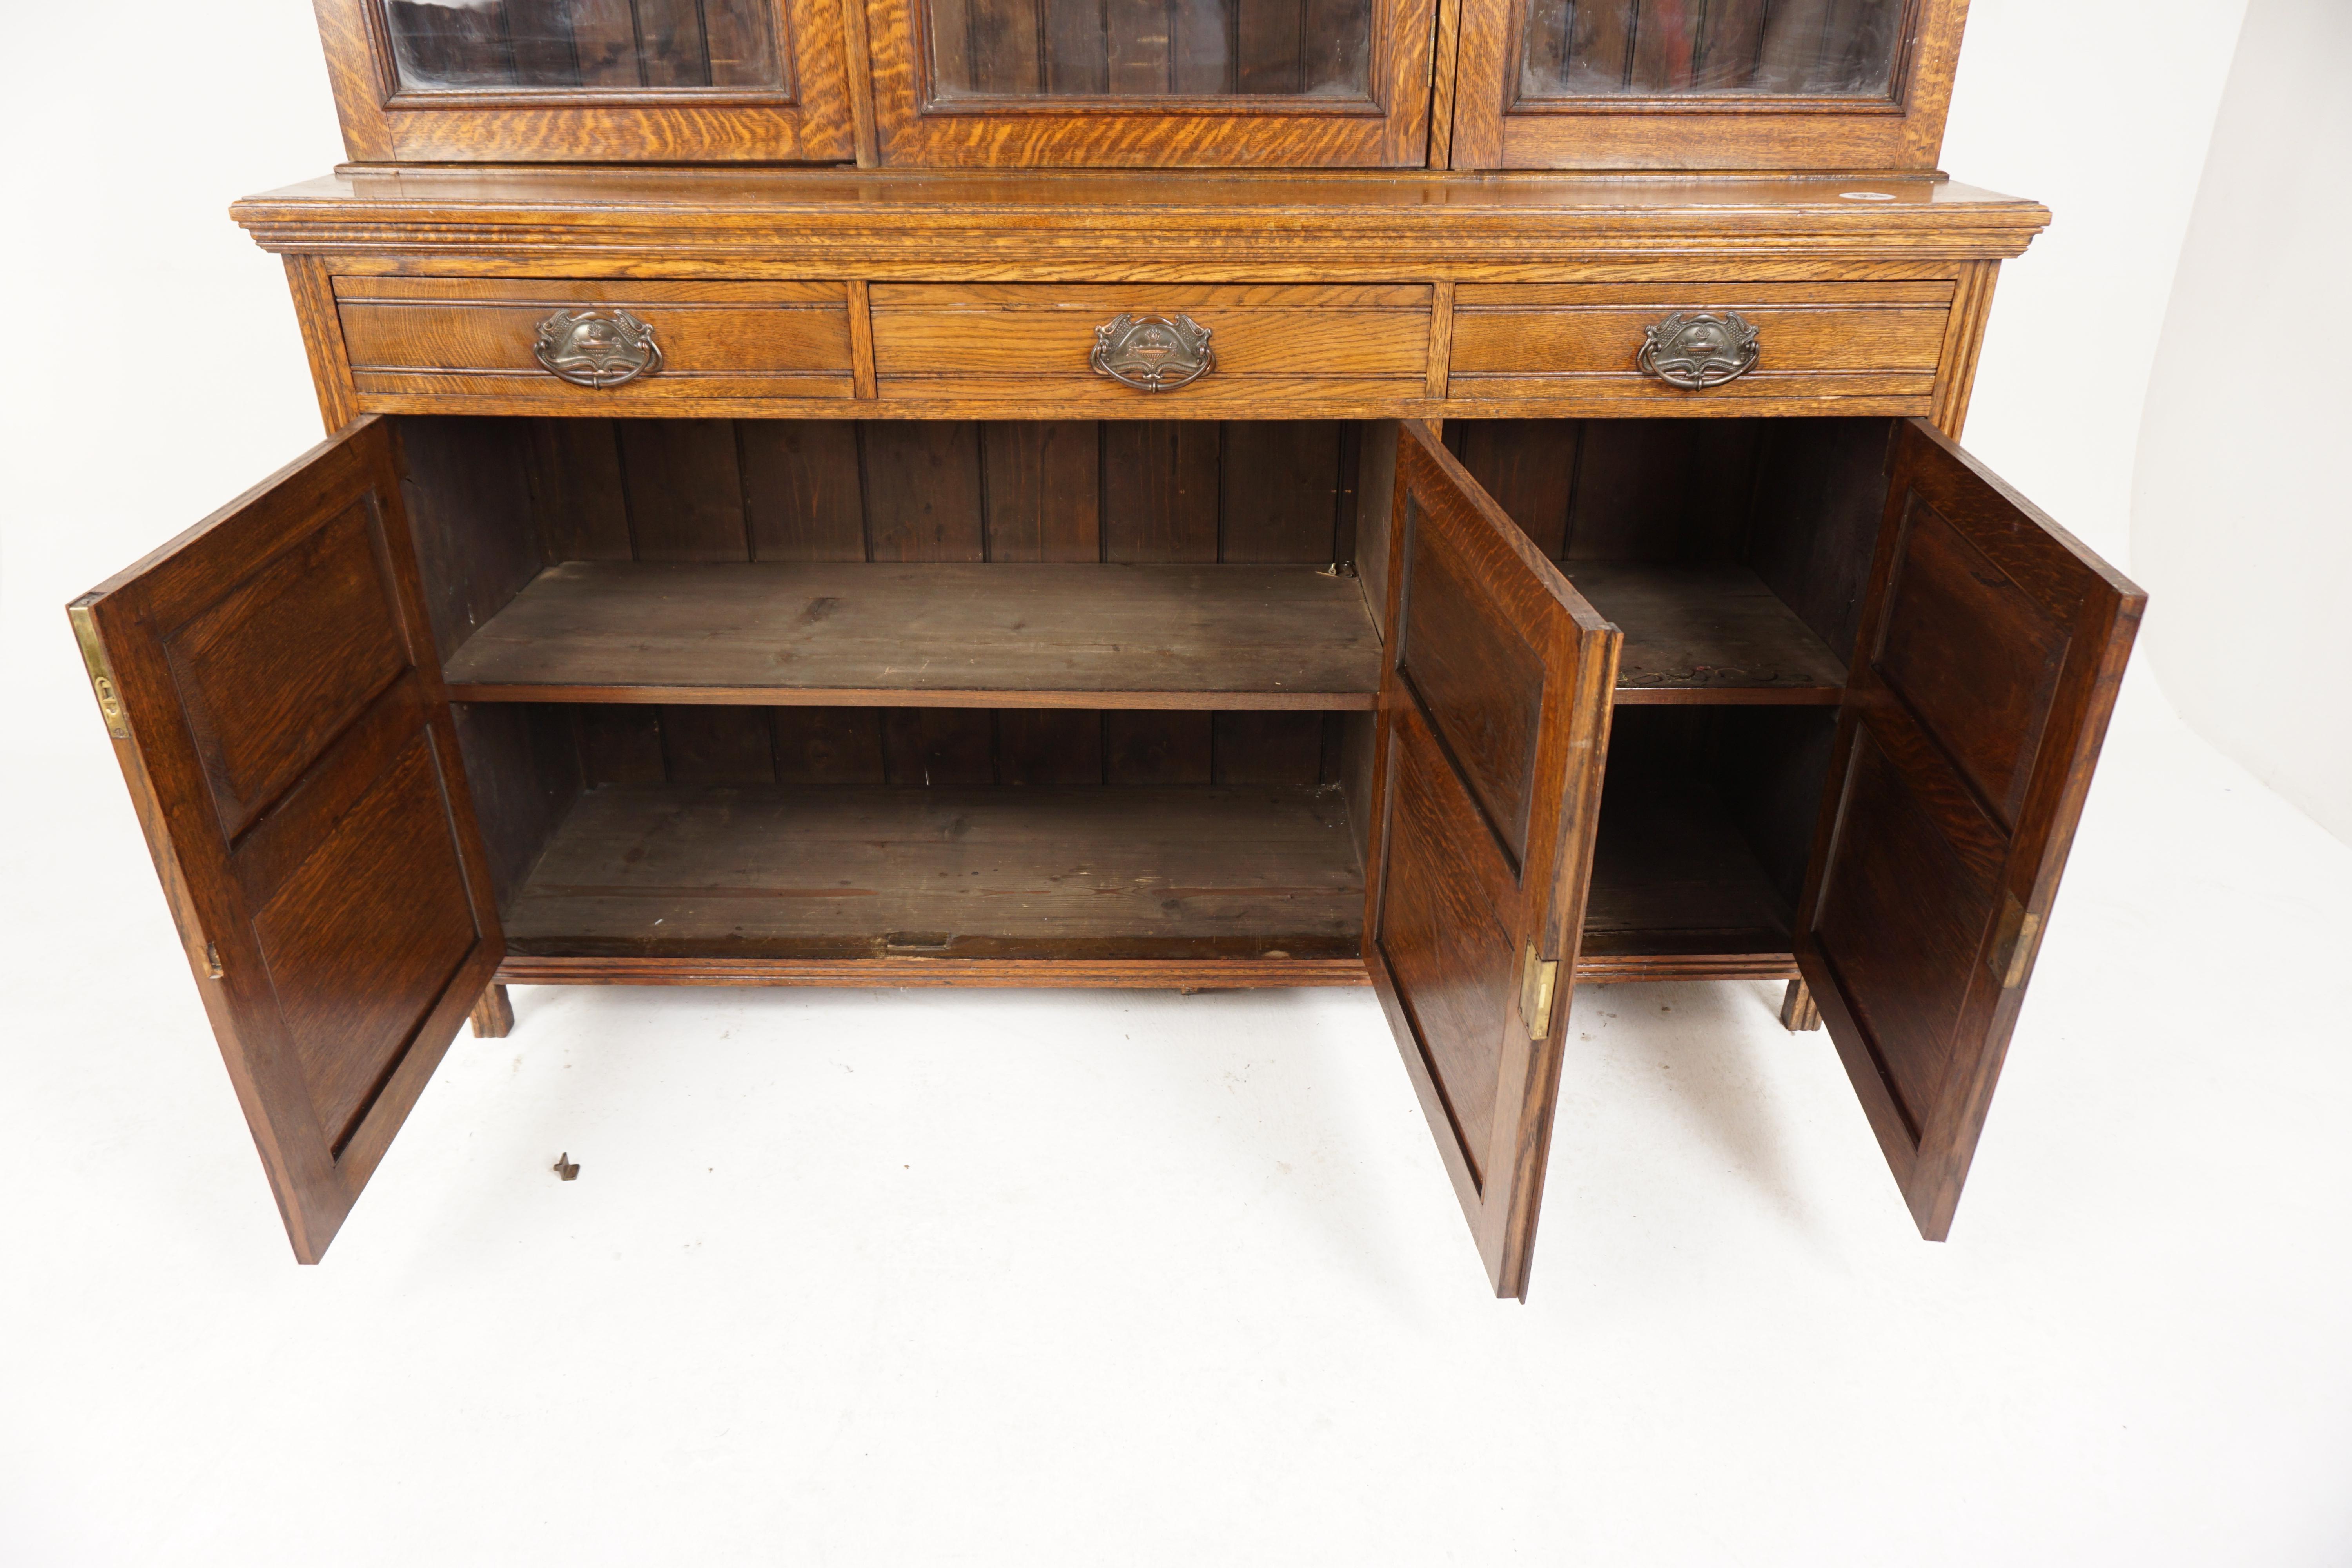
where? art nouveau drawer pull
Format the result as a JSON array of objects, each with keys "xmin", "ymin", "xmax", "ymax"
[
  {"xmin": 1638, "ymin": 311, "xmax": 1760, "ymax": 390},
  {"xmin": 534, "ymin": 308, "xmax": 664, "ymax": 388},
  {"xmin": 1090, "ymin": 313, "xmax": 1216, "ymax": 392}
]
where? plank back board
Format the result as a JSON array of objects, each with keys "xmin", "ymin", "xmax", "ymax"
[{"xmin": 69, "ymin": 418, "xmax": 505, "ymax": 1263}]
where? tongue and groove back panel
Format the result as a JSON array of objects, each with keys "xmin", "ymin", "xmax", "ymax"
[{"xmin": 394, "ymin": 416, "xmax": 1372, "ymax": 913}]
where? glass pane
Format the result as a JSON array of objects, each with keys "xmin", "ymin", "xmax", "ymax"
[
  {"xmin": 927, "ymin": 0, "xmax": 1375, "ymax": 100},
  {"xmin": 1519, "ymin": 0, "xmax": 1904, "ymax": 100},
  {"xmin": 383, "ymin": 0, "xmax": 784, "ymax": 92}
]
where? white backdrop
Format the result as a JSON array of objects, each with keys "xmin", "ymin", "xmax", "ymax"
[
  {"xmin": 9, "ymin": 7, "xmax": 2352, "ymax": 1566},
  {"xmin": 2133, "ymin": 0, "xmax": 2352, "ymax": 847}
]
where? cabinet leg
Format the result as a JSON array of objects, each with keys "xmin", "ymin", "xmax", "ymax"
[
  {"xmin": 1779, "ymin": 978, "xmax": 1822, "ymax": 1033},
  {"xmin": 468, "ymin": 983, "xmax": 514, "ymax": 1039}
]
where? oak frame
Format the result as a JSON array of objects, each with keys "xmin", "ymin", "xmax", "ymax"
[
  {"xmin": 1446, "ymin": 0, "xmax": 1970, "ymax": 170},
  {"xmin": 312, "ymin": 0, "xmax": 857, "ymax": 162},
  {"xmin": 858, "ymin": 0, "xmax": 1441, "ymax": 165}
]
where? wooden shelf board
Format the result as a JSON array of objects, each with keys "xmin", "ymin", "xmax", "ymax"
[
  {"xmin": 1581, "ymin": 782, "xmax": 1795, "ymax": 962},
  {"xmin": 444, "ymin": 561, "xmax": 1381, "ymax": 710},
  {"xmin": 506, "ymin": 783, "xmax": 1365, "ymax": 961},
  {"xmin": 1564, "ymin": 562, "xmax": 1849, "ymax": 706}
]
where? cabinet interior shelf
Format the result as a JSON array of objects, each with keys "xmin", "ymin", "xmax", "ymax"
[
  {"xmin": 443, "ymin": 561, "xmax": 1383, "ymax": 710},
  {"xmin": 503, "ymin": 782, "xmax": 1367, "ymax": 962},
  {"xmin": 1581, "ymin": 780, "xmax": 1796, "ymax": 966},
  {"xmin": 442, "ymin": 558, "xmax": 1851, "ymax": 712},
  {"xmin": 1567, "ymin": 562, "xmax": 1850, "ymax": 705}
]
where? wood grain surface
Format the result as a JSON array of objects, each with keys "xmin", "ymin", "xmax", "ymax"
[
  {"xmin": 1450, "ymin": 280, "xmax": 1951, "ymax": 407},
  {"xmin": 869, "ymin": 282, "xmax": 1431, "ymax": 403},
  {"xmin": 441, "ymin": 561, "xmax": 1382, "ymax": 708},
  {"xmin": 1449, "ymin": 0, "xmax": 1971, "ymax": 171},
  {"xmin": 310, "ymin": 0, "xmax": 856, "ymax": 163},
  {"xmin": 504, "ymin": 781, "xmax": 1365, "ymax": 958},
  {"xmin": 335, "ymin": 277, "xmax": 856, "ymax": 403},
  {"xmin": 859, "ymin": 0, "xmax": 1434, "ymax": 167},
  {"xmin": 69, "ymin": 418, "xmax": 503, "ymax": 1263},
  {"xmin": 1362, "ymin": 420, "xmax": 1619, "ymax": 1299},
  {"xmin": 1564, "ymin": 562, "xmax": 1848, "ymax": 703},
  {"xmin": 1796, "ymin": 417, "xmax": 2143, "ymax": 1243}
]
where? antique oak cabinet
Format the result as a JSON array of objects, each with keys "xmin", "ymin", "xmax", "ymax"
[{"xmin": 71, "ymin": 0, "xmax": 2141, "ymax": 1296}]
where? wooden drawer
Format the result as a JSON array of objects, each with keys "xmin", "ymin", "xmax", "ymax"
[
  {"xmin": 869, "ymin": 284, "xmax": 1435, "ymax": 407},
  {"xmin": 1448, "ymin": 282, "xmax": 1955, "ymax": 410},
  {"xmin": 333, "ymin": 278, "xmax": 857, "ymax": 407}
]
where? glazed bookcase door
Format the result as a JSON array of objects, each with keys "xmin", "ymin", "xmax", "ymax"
[
  {"xmin": 1448, "ymin": 0, "xmax": 1968, "ymax": 169},
  {"xmin": 313, "ymin": 0, "xmax": 854, "ymax": 161},
  {"xmin": 68, "ymin": 419, "xmax": 506, "ymax": 1263},
  {"xmin": 863, "ymin": 0, "xmax": 1439, "ymax": 164},
  {"xmin": 1795, "ymin": 419, "xmax": 2142, "ymax": 1241},
  {"xmin": 1363, "ymin": 421, "xmax": 1619, "ymax": 1299}
]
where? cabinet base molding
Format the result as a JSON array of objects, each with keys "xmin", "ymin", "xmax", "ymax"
[
  {"xmin": 489, "ymin": 952, "xmax": 1805, "ymax": 990},
  {"xmin": 493, "ymin": 955, "xmax": 1374, "ymax": 989}
]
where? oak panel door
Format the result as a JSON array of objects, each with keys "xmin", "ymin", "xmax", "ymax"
[
  {"xmin": 862, "ymin": 0, "xmax": 1438, "ymax": 165},
  {"xmin": 312, "ymin": 0, "xmax": 854, "ymax": 162},
  {"xmin": 1363, "ymin": 421, "xmax": 1619, "ymax": 1298},
  {"xmin": 1796, "ymin": 418, "xmax": 2143, "ymax": 1240},
  {"xmin": 69, "ymin": 418, "xmax": 505, "ymax": 1263}
]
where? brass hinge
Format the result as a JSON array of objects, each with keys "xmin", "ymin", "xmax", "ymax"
[
  {"xmin": 1991, "ymin": 891, "xmax": 2043, "ymax": 989},
  {"xmin": 69, "ymin": 604, "xmax": 129, "ymax": 740},
  {"xmin": 1518, "ymin": 943, "xmax": 1559, "ymax": 1040},
  {"xmin": 204, "ymin": 942, "xmax": 225, "ymax": 981}
]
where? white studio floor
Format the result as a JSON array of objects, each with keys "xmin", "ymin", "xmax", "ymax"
[{"xmin": 3, "ymin": 670, "xmax": 2348, "ymax": 1566}]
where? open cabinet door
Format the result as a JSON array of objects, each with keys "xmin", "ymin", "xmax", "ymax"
[
  {"xmin": 1364, "ymin": 421, "xmax": 1620, "ymax": 1299},
  {"xmin": 68, "ymin": 418, "xmax": 504, "ymax": 1263},
  {"xmin": 1797, "ymin": 419, "xmax": 2144, "ymax": 1241}
]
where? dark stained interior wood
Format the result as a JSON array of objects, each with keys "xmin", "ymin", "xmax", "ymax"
[
  {"xmin": 397, "ymin": 413, "xmax": 1371, "ymax": 833},
  {"xmin": 503, "ymin": 781, "xmax": 1365, "ymax": 960},
  {"xmin": 441, "ymin": 561, "xmax": 1381, "ymax": 708},
  {"xmin": 449, "ymin": 700, "xmax": 581, "ymax": 912},
  {"xmin": 1581, "ymin": 704, "xmax": 1835, "ymax": 962},
  {"xmin": 1582, "ymin": 782, "xmax": 1792, "ymax": 962},
  {"xmin": 1744, "ymin": 416, "xmax": 1899, "ymax": 662},
  {"xmin": 1450, "ymin": 416, "xmax": 1887, "ymax": 704},
  {"xmin": 1561, "ymin": 561, "xmax": 1846, "ymax": 703}
]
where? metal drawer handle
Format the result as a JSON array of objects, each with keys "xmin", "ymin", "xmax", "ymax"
[
  {"xmin": 534, "ymin": 308, "xmax": 664, "ymax": 388},
  {"xmin": 1091, "ymin": 313, "xmax": 1216, "ymax": 393},
  {"xmin": 1638, "ymin": 311, "xmax": 1760, "ymax": 390}
]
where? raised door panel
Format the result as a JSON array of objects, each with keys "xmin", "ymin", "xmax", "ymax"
[
  {"xmin": 862, "ymin": 0, "xmax": 1437, "ymax": 165},
  {"xmin": 69, "ymin": 419, "xmax": 505, "ymax": 1263},
  {"xmin": 1449, "ymin": 0, "xmax": 1968, "ymax": 169},
  {"xmin": 1363, "ymin": 421, "xmax": 1619, "ymax": 1298},
  {"xmin": 313, "ymin": 0, "xmax": 853, "ymax": 162},
  {"xmin": 1795, "ymin": 418, "xmax": 2142, "ymax": 1240}
]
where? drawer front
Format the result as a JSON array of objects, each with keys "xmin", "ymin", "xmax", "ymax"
[
  {"xmin": 1450, "ymin": 282, "xmax": 1955, "ymax": 410},
  {"xmin": 334, "ymin": 278, "xmax": 857, "ymax": 405},
  {"xmin": 869, "ymin": 284, "xmax": 1434, "ymax": 407}
]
